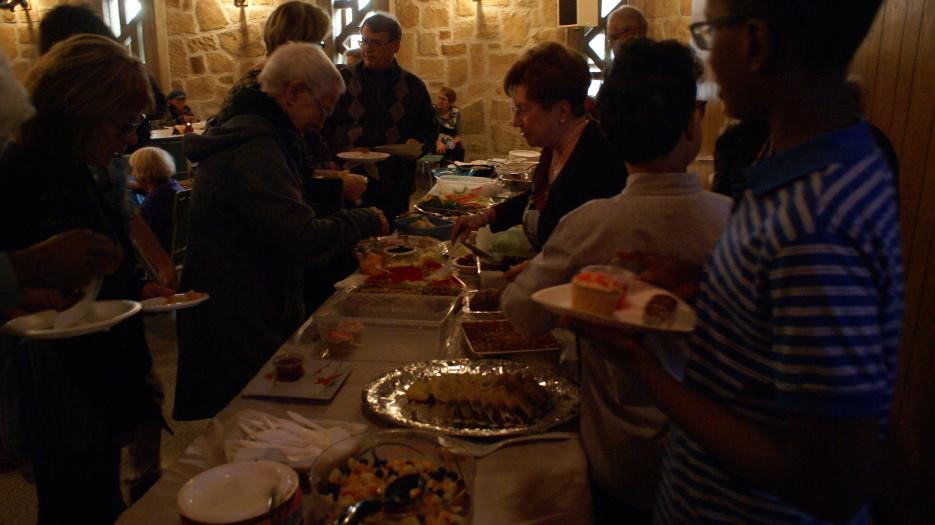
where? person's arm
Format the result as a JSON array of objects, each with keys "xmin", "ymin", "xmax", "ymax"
[
  {"xmin": 577, "ymin": 233, "xmax": 889, "ymax": 521},
  {"xmin": 129, "ymin": 214, "xmax": 178, "ymax": 290},
  {"xmin": 501, "ymin": 209, "xmax": 590, "ymax": 336},
  {"xmin": 575, "ymin": 333, "xmax": 879, "ymax": 522},
  {"xmin": 231, "ymin": 140, "xmax": 385, "ymax": 264}
]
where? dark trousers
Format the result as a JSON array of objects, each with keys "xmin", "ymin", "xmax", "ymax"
[{"xmin": 32, "ymin": 438, "xmax": 125, "ymax": 525}]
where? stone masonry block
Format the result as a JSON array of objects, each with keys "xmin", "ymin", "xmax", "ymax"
[
  {"xmin": 415, "ymin": 57, "xmax": 445, "ymax": 81},
  {"xmin": 190, "ymin": 55, "xmax": 206, "ymax": 75},
  {"xmin": 441, "ymin": 43, "xmax": 466, "ymax": 56},
  {"xmin": 461, "ymin": 100, "xmax": 485, "ymax": 134},
  {"xmin": 418, "ymin": 32, "xmax": 438, "ymax": 55},
  {"xmin": 422, "ymin": 6, "xmax": 450, "ymax": 29},
  {"xmin": 188, "ymin": 35, "xmax": 218, "ymax": 54},
  {"xmin": 469, "ymin": 43, "xmax": 485, "ymax": 76},
  {"xmin": 167, "ymin": 9, "xmax": 197, "ymax": 34},
  {"xmin": 447, "ymin": 57, "xmax": 467, "ymax": 88},
  {"xmin": 185, "ymin": 76, "xmax": 216, "ymax": 101},
  {"xmin": 502, "ymin": 11, "xmax": 530, "ymax": 48},
  {"xmin": 169, "ymin": 38, "xmax": 190, "ymax": 78},
  {"xmin": 0, "ymin": 26, "xmax": 16, "ymax": 58},
  {"xmin": 196, "ymin": 0, "xmax": 228, "ymax": 32},
  {"xmin": 206, "ymin": 51, "xmax": 234, "ymax": 73},
  {"xmin": 397, "ymin": 3, "xmax": 419, "ymax": 29}
]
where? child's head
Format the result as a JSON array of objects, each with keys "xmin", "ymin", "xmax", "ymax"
[
  {"xmin": 129, "ymin": 147, "xmax": 175, "ymax": 190},
  {"xmin": 598, "ymin": 38, "xmax": 703, "ymax": 166}
]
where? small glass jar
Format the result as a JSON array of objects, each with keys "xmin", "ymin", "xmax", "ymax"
[{"xmin": 273, "ymin": 353, "xmax": 305, "ymax": 382}]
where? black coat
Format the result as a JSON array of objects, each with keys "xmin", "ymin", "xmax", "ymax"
[
  {"xmin": 491, "ymin": 121, "xmax": 627, "ymax": 249},
  {"xmin": 175, "ymin": 87, "xmax": 383, "ymax": 420},
  {"xmin": 0, "ymin": 143, "xmax": 159, "ymax": 442}
]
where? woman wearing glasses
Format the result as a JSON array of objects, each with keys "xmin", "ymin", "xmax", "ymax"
[
  {"xmin": 0, "ymin": 35, "xmax": 167, "ymax": 523},
  {"xmin": 450, "ymin": 42, "xmax": 626, "ymax": 253}
]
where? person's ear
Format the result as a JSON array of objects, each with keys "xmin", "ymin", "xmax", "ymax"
[
  {"xmin": 283, "ymin": 81, "xmax": 306, "ymax": 107},
  {"xmin": 391, "ymin": 38, "xmax": 401, "ymax": 55},
  {"xmin": 744, "ymin": 18, "xmax": 771, "ymax": 74},
  {"xmin": 684, "ymin": 106, "xmax": 702, "ymax": 142},
  {"xmin": 556, "ymin": 100, "xmax": 573, "ymax": 123}
]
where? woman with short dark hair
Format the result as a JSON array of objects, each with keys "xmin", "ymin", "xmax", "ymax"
[{"xmin": 450, "ymin": 41, "xmax": 626, "ymax": 251}]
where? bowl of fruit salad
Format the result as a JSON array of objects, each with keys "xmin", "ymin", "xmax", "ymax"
[{"xmin": 308, "ymin": 430, "xmax": 474, "ymax": 524}]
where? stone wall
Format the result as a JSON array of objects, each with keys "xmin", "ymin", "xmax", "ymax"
[
  {"xmin": 0, "ymin": 0, "xmax": 81, "ymax": 80},
  {"xmin": 1, "ymin": 0, "xmax": 692, "ymax": 159},
  {"xmin": 162, "ymin": 0, "xmax": 330, "ymax": 119}
]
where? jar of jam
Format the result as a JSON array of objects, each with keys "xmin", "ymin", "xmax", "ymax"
[{"xmin": 273, "ymin": 353, "xmax": 305, "ymax": 382}]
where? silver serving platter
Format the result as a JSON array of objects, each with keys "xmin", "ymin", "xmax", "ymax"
[{"xmin": 363, "ymin": 359, "xmax": 579, "ymax": 437}]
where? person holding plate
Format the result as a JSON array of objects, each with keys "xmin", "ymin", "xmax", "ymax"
[
  {"xmin": 500, "ymin": 39, "xmax": 730, "ymax": 523},
  {"xmin": 0, "ymin": 35, "xmax": 170, "ymax": 523},
  {"xmin": 323, "ymin": 12, "xmax": 438, "ymax": 223},
  {"xmin": 450, "ymin": 42, "xmax": 626, "ymax": 252},
  {"xmin": 175, "ymin": 43, "xmax": 387, "ymax": 421}
]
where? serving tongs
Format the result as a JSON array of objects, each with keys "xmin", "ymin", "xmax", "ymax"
[{"xmin": 460, "ymin": 240, "xmax": 500, "ymax": 265}]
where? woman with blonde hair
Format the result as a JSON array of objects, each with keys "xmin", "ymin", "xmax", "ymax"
[
  {"xmin": 0, "ymin": 34, "xmax": 168, "ymax": 523},
  {"xmin": 130, "ymin": 146, "xmax": 183, "ymax": 251}
]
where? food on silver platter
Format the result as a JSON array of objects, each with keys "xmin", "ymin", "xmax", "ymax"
[
  {"xmin": 321, "ymin": 456, "xmax": 469, "ymax": 525},
  {"xmin": 643, "ymin": 294, "xmax": 677, "ymax": 326},
  {"xmin": 571, "ymin": 265, "xmax": 632, "ymax": 316},
  {"xmin": 404, "ymin": 372, "xmax": 550, "ymax": 428}
]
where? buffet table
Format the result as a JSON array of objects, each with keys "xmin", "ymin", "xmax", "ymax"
[{"xmin": 118, "ymin": 301, "xmax": 593, "ymax": 524}]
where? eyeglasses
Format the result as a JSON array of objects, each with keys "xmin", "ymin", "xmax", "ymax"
[
  {"xmin": 114, "ymin": 114, "xmax": 146, "ymax": 138},
  {"xmin": 689, "ymin": 15, "xmax": 751, "ymax": 50},
  {"xmin": 314, "ymin": 97, "xmax": 335, "ymax": 118},
  {"xmin": 360, "ymin": 37, "xmax": 397, "ymax": 48}
]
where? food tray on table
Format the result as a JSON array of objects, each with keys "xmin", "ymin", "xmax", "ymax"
[
  {"xmin": 363, "ymin": 359, "xmax": 578, "ymax": 437},
  {"xmin": 461, "ymin": 319, "xmax": 562, "ymax": 356},
  {"xmin": 318, "ymin": 285, "xmax": 461, "ymax": 328}
]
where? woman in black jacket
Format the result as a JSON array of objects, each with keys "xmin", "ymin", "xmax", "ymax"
[
  {"xmin": 0, "ymin": 35, "xmax": 166, "ymax": 524},
  {"xmin": 451, "ymin": 42, "xmax": 626, "ymax": 251}
]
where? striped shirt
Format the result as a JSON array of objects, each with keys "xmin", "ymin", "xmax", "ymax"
[{"xmin": 655, "ymin": 122, "xmax": 904, "ymax": 524}]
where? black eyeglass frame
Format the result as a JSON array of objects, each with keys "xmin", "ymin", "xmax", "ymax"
[{"xmin": 689, "ymin": 15, "xmax": 752, "ymax": 50}]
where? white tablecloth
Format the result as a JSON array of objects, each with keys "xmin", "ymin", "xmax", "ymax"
[{"xmin": 118, "ymin": 308, "xmax": 592, "ymax": 525}]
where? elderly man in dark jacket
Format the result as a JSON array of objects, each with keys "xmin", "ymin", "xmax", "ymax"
[{"xmin": 175, "ymin": 43, "xmax": 387, "ymax": 420}]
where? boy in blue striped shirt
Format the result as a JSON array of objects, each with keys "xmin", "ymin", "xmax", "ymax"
[{"xmin": 580, "ymin": 1, "xmax": 902, "ymax": 523}]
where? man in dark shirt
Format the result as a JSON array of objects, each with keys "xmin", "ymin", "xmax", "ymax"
[{"xmin": 324, "ymin": 12, "xmax": 438, "ymax": 222}]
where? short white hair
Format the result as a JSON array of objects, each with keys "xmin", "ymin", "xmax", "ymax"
[
  {"xmin": 0, "ymin": 53, "xmax": 34, "ymax": 148},
  {"xmin": 259, "ymin": 42, "xmax": 345, "ymax": 99},
  {"xmin": 129, "ymin": 146, "xmax": 176, "ymax": 184}
]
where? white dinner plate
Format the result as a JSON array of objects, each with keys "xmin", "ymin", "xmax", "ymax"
[
  {"xmin": 2, "ymin": 300, "xmax": 142, "ymax": 340},
  {"xmin": 337, "ymin": 151, "xmax": 390, "ymax": 162},
  {"xmin": 531, "ymin": 283, "xmax": 696, "ymax": 333},
  {"xmin": 140, "ymin": 292, "xmax": 210, "ymax": 313}
]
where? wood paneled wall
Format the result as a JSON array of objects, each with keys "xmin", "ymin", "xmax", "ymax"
[{"xmin": 849, "ymin": 1, "xmax": 935, "ymax": 522}]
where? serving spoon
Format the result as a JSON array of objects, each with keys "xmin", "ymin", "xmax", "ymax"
[{"xmin": 335, "ymin": 473, "xmax": 425, "ymax": 525}]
